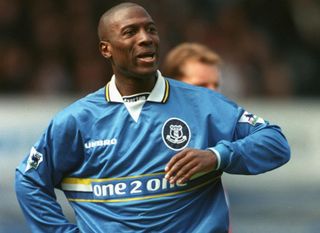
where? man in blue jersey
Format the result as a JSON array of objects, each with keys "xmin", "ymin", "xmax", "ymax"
[{"xmin": 15, "ymin": 2, "xmax": 290, "ymax": 233}]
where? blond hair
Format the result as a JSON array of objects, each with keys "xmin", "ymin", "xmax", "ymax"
[{"xmin": 162, "ymin": 43, "xmax": 221, "ymax": 79}]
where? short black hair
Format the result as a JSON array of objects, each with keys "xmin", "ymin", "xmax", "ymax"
[{"xmin": 97, "ymin": 2, "xmax": 142, "ymax": 40}]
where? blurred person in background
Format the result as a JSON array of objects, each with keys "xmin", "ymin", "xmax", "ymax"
[
  {"xmin": 162, "ymin": 42, "xmax": 221, "ymax": 91},
  {"xmin": 14, "ymin": 2, "xmax": 291, "ymax": 233}
]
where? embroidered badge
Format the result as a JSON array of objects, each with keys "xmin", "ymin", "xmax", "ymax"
[
  {"xmin": 162, "ymin": 118, "xmax": 191, "ymax": 151},
  {"xmin": 238, "ymin": 111, "xmax": 265, "ymax": 126},
  {"xmin": 25, "ymin": 147, "xmax": 43, "ymax": 172}
]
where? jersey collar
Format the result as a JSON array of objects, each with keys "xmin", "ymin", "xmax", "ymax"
[{"xmin": 105, "ymin": 70, "xmax": 169, "ymax": 103}]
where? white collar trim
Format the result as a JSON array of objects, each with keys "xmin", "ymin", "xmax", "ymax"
[{"xmin": 106, "ymin": 70, "xmax": 169, "ymax": 103}]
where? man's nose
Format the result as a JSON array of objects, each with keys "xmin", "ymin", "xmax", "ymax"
[{"xmin": 137, "ymin": 30, "xmax": 153, "ymax": 45}]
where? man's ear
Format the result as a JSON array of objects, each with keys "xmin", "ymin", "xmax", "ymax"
[{"xmin": 99, "ymin": 41, "xmax": 112, "ymax": 59}]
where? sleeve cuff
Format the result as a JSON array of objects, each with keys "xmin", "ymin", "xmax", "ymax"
[
  {"xmin": 207, "ymin": 148, "xmax": 221, "ymax": 170},
  {"xmin": 208, "ymin": 143, "xmax": 232, "ymax": 170}
]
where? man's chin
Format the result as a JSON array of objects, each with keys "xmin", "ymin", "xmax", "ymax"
[
  {"xmin": 117, "ymin": 66, "xmax": 158, "ymax": 80},
  {"xmin": 135, "ymin": 67, "xmax": 158, "ymax": 77}
]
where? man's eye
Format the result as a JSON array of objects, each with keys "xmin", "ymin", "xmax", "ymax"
[
  {"xmin": 147, "ymin": 27, "xmax": 157, "ymax": 34},
  {"xmin": 123, "ymin": 29, "xmax": 135, "ymax": 36}
]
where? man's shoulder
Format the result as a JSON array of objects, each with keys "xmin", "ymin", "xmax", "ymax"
[
  {"xmin": 165, "ymin": 77, "xmax": 238, "ymax": 109},
  {"xmin": 53, "ymin": 87, "xmax": 106, "ymax": 123}
]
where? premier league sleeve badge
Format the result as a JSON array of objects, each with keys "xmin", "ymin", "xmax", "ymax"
[{"xmin": 25, "ymin": 147, "xmax": 43, "ymax": 172}]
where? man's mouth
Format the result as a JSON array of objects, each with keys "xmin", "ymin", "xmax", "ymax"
[{"xmin": 136, "ymin": 52, "xmax": 156, "ymax": 63}]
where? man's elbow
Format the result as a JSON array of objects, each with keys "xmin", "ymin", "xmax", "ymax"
[
  {"xmin": 277, "ymin": 140, "xmax": 291, "ymax": 166},
  {"xmin": 284, "ymin": 142, "xmax": 291, "ymax": 163},
  {"xmin": 15, "ymin": 169, "xmax": 25, "ymax": 200}
]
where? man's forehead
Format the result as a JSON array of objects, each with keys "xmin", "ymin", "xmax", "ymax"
[
  {"xmin": 98, "ymin": 4, "xmax": 154, "ymax": 40},
  {"xmin": 108, "ymin": 5, "xmax": 154, "ymax": 27}
]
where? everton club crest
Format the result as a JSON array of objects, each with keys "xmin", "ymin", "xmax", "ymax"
[{"xmin": 162, "ymin": 118, "xmax": 191, "ymax": 151}]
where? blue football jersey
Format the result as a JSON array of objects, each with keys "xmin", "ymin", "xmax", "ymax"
[{"xmin": 16, "ymin": 71, "xmax": 290, "ymax": 233}]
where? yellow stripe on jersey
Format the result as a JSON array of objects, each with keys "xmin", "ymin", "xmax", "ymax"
[
  {"xmin": 62, "ymin": 172, "xmax": 166, "ymax": 185},
  {"xmin": 66, "ymin": 175, "xmax": 220, "ymax": 203},
  {"xmin": 61, "ymin": 172, "xmax": 167, "ymax": 192}
]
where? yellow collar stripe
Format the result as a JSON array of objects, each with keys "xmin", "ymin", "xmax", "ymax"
[
  {"xmin": 105, "ymin": 83, "xmax": 110, "ymax": 102},
  {"xmin": 161, "ymin": 79, "xmax": 170, "ymax": 103}
]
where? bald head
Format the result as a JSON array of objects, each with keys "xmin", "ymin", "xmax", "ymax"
[{"xmin": 97, "ymin": 2, "xmax": 148, "ymax": 41}]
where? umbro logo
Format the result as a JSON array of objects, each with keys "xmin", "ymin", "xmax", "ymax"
[{"xmin": 84, "ymin": 138, "xmax": 117, "ymax": 149}]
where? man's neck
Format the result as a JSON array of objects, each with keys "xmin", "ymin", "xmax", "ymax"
[{"xmin": 114, "ymin": 72, "xmax": 157, "ymax": 96}]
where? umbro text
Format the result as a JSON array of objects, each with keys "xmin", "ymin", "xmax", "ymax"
[{"xmin": 85, "ymin": 138, "xmax": 117, "ymax": 149}]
